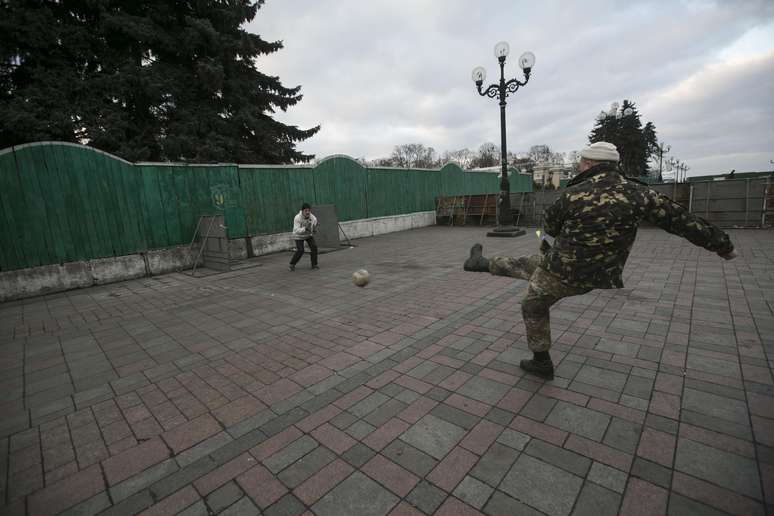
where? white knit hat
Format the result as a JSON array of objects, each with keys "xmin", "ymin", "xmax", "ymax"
[{"xmin": 581, "ymin": 142, "xmax": 619, "ymax": 162}]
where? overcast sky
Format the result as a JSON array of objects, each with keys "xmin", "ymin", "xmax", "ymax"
[{"xmin": 247, "ymin": 0, "xmax": 774, "ymax": 177}]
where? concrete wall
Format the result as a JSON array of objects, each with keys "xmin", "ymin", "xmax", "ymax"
[
  {"xmin": 243, "ymin": 211, "xmax": 435, "ymax": 256},
  {"xmin": 340, "ymin": 211, "xmax": 436, "ymax": 239},
  {"xmin": 0, "ymin": 245, "xmax": 199, "ymax": 302},
  {"xmin": 0, "ymin": 211, "xmax": 436, "ymax": 302}
]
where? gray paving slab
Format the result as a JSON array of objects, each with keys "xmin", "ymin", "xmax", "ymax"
[
  {"xmin": 571, "ymin": 482, "xmax": 621, "ymax": 516},
  {"xmin": 682, "ymin": 388, "xmax": 749, "ymax": 422},
  {"xmin": 544, "ymin": 401, "xmax": 611, "ymax": 441},
  {"xmin": 452, "ymin": 475, "xmax": 494, "ymax": 510},
  {"xmin": 574, "ymin": 365, "xmax": 628, "ymax": 391},
  {"xmin": 594, "ymin": 339, "xmax": 640, "ymax": 357},
  {"xmin": 674, "ymin": 438, "xmax": 762, "ymax": 499},
  {"xmin": 406, "ymin": 481, "xmax": 446, "ymax": 515},
  {"xmin": 399, "ymin": 414, "xmax": 466, "ymax": 460},
  {"xmin": 500, "ymin": 454, "xmax": 584, "ymax": 516},
  {"xmin": 587, "ymin": 462, "xmax": 627, "ymax": 493},
  {"xmin": 603, "ymin": 418, "xmax": 642, "ymax": 454},
  {"xmin": 312, "ymin": 472, "xmax": 398, "ymax": 516},
  {"xmin": 456, "ymin": 375, "xmax": 511, "ymax": 404}
]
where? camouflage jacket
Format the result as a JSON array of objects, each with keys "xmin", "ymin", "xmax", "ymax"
[{"xmin": 541, "ymin": 163, "xmax": 733, "ymax": 289}]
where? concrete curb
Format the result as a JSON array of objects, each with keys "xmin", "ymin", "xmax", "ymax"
[
  {"xmin": 0, "ymin": 246, "xmax": 197, "ymax": 302},
  {"xmin": 0, "ymin": 212, "xmax": 436, "ymax": 302}
]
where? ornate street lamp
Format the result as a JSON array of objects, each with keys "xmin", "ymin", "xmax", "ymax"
[
  {"xmin": 667, "ymin": 158, "xmax": 680, "ymax": 182},
  {"xmin": 472, "ymin": 42, "xmax": 534, "ymax": 237},
  {"xmin": 667, "ymin": 158, "xmax": 689, "ymax": 183},
  {"xmin": 655, "ymin": 143, "xmax": 670, "ymax": 183}
]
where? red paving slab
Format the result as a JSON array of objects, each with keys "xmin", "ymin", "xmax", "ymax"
[
  {"xmin": 427, "ymin": 446, "xmax": 478, "ymax": 492},
  {"xmin": 193, "ymin": 453, "xmax": 257, "ymax": 495},
  {"xmin": 310, "ymin": 423, "xmax": 357, "ymax": 454},
  {"xmin": 1, "ymin": 227, "xmax": 772, "ymax": 515},
  {"xmin": 138, "ymin": 485, "xmax": 200, "ymax": 516},
  {"xmin": 362, "ymin": 454, "xmax": 419, "ymax": 497},
  {"xmin": 362, "ymin": 418, "xmax": 410, "ymax": 452},
  {"xmin": 460, "ymin": 420, "xmax": 504, "ymax": 455},
  {"xmin": 26, "ymin": 464, "xmax": 103, "ymax": 516},
  {"xmin": 236, "ymin": 464, "xmax": 287, "ymax": 509},
  {"xmin": 636, "ymin": 428, "xmax": 676, "ymax": 467},
  {"xmin": 101, "ymin": 438, "xmax": 170, "ymax": 485},
  {"xmin": 620, "ymin": 478, "xmax": 668, "ymax": 516},
  {"xmin": 161, "ymin": 413, "xmax": 222, "ymax": 454},
  {"xmin": 293, "ymin": 459, "xmax": 354, "ymax": 505}
]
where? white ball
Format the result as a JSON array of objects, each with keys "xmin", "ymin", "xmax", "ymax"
[{"xmin": 352, "ymin": 269, "xmax": 370, "ymax": 287}]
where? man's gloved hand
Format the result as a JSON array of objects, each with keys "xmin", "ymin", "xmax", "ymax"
[{"xmin": 719, "ymin": 249, "xmax": 737, "ymax": 260}]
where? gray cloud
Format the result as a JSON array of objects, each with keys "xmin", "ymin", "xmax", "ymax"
[{"xmin": 248, "ymin": 0, "xmax": 774, "ymax": 175}]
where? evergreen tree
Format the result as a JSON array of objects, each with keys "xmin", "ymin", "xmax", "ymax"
[
  {"xmin": 588, "ymin": 100, "xmax": 655, "ymax": 177},
  {"xmin": 0, "ymin": 1, "xmax": 319, "ymax": 163},
  {"xmin": 643, "ymin": 122, "xmax": 658, "ymax": 156},
  {"xmin": 0, "ymin": 1, "xmax": 93, "ymax": 146}
]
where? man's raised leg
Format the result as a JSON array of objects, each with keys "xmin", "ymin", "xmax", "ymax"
[
  {"xmin": 463, "ymin": 243, "xmax": 539, "ymax": 281},
  {"xmin": 489, "ymin": 255, "xmax": 541, "ymax": 281}
]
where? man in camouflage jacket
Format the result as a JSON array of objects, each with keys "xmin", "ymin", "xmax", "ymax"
[{"xmin": 464, "ymin": 142, "xmax": 736, "ymax": 380}]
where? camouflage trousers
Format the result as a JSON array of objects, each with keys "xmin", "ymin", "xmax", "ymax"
[{"xmin": 490, "ymin": 254, "xmax": 590, "ymax": 353}]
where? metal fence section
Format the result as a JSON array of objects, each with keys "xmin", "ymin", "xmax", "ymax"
[
  {"xmin": 510, "ymin": 176, "xmax": 774, "ymax": 229},
  {"xmin": 651, "ymin": 178, "xmax": 772, "ymax": 228}
]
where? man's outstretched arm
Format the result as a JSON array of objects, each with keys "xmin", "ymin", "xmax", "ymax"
[{"xmin": 643, "ymin": 189, "xmax": 735, "ymax": 258}]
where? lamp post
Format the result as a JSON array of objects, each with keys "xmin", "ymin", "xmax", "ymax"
[
  {"xmin": 668, "ymin": 158, "xmax": 689, "ymax": 183},
  {"xmin": 667, "ymin": 158, "xmax": 680, "ymax": 183},
  {"xmin": 472, "ymin": 42, "xmax": 534, "ymax": 237},
  {"xmin": 655, "ymin": 143, "xmax": 670, "ymax": 183}
]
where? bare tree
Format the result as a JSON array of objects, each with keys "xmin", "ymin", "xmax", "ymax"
[
  {"xmin": 391, "ymin": 143, "xmax": 438, "ymax": 168},
  {"xmin": 371, "ymin": 157, "xmax": 396, "ymax": 167},
  {"xmin": 528, "ymin": 144, "xmax": 552, "ymax": 164},
  {"xmin": 566, "ymin": 150, "xmax": 581, "ymax": 176},
  {"xmin": 566, "ymin": 150, "xmax": 581, "ymax": 164},
  {"xmin": 443, "ymin": 148, "xmax": 475, "ymax": 169},
  {"xmin": 550, "ymin": 151, "xmax": 566, "ymax": 164},
  {"xmin": 474, "ymin": 142, "xmax": 500, "ymax": 168}
]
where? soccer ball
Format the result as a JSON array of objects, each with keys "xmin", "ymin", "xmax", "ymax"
[{"xmin": 352, "ymin": 269, "xmax": 370, "ymax": 287}]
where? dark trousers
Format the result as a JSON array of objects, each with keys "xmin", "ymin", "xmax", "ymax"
[{"xmin": 290, "ymin": 237, "xmax": 318, "ymax": 266}]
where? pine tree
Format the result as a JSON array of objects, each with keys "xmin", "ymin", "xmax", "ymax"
[
  {"xmin": 588, "ymin": 100, "xmax": 655, "ymax": 177},
  {"xmin": 0, "ymin": 2, "xmax": 93, "ymax": 146},
  {"xmin": 1, "ymin": 1, "xmax": 319, "ymax": 163}
]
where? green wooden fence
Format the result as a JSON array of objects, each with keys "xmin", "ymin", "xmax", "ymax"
[{"xmin": 0, "ymin": 142, "xmax": 531, "ymax": 272}]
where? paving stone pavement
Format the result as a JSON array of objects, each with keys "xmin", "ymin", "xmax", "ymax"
[{"xmin": 1, "ymin": 226, "xmax": 773, "ymax": 516}]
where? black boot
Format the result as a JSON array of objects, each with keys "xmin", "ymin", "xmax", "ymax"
[
  {"xmin": 464, "ymin": 243, "xmax": 490, "ymax": 272},
  {"xmin": 520, "ymin": 351, "xmax": 554, "ymax": 380}
]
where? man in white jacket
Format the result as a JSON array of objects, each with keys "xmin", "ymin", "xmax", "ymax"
[{"xmin": 289, "ymin": 203, "xmax": 319, "ymax": 271}]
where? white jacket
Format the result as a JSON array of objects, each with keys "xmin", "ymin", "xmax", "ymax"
[{"xmin": 292, "ymin": 211, "xmax": 318, "ymax": 240}]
